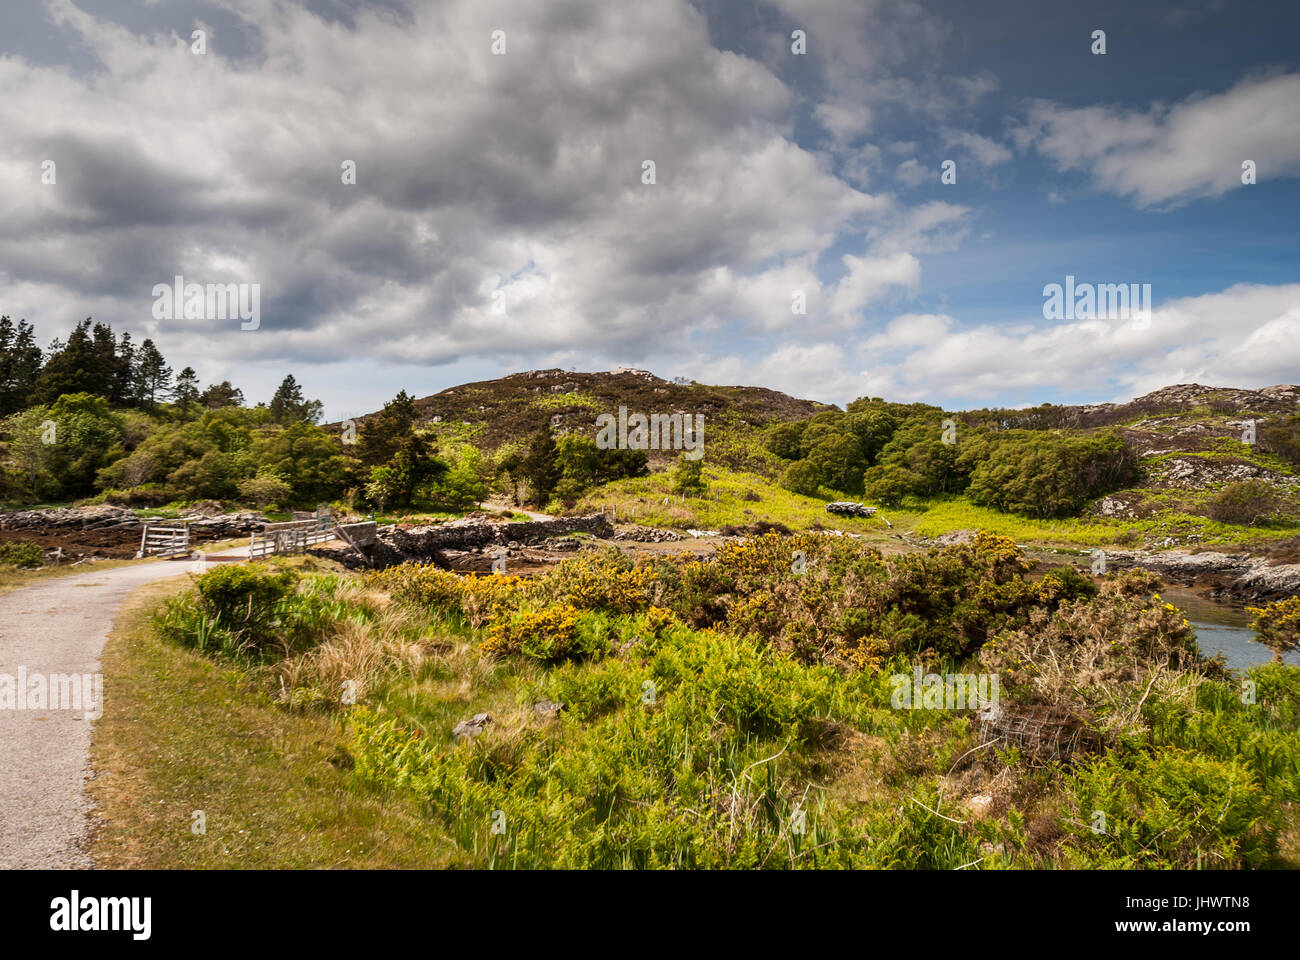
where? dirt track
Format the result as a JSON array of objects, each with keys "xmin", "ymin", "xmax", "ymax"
[{"xmin": 0, "ymin": 559, "xmax": 193, "ymax": 868}]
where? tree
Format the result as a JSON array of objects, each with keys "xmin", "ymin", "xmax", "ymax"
[
  {"xmin": 200, "ymin": 380, "xmax": 245, "ymax": 409},
  {"xmin": 357, "ymin": 390, "xmax": 419, "ymax": 466},
  {"xmin": 3, "ymin": 393, "xmax": 123, "ymax": 500},
  {"xmin": 519, "ymin": 424, "xmax": 561, "ymax": 506},
  {"xmin": 804, "ymin": 433, "xmax": 867, "ymax": 495},
  {"xmin": 238, "ymin": 472, "xmax": 292, "ymax": 510},
  {"xmin": 433, "ymin": 446, "xmax": 488, "ymax": 511},
  {"xmin": 113, "ymin": 331, "xmax": 136, "ymax": 405},
  {"xmin": 364, "ymin": 465, "xmax": 400, "ymax": 514},
  {"xmin": 173, "ymin": 367, "xmax": 201, "ymax": 410},
  {"xmin": 252, "ymin": 421, "xmax": 351, "ymax": 503},
  {"xmin": 553, "ymin": 434, "xmax": 649, "ymax": 501},
  {"xmin": 133, "ymin": 339, "xmax": 172, "ymax": 409},
  {"xmin": 966, "ymin": 430, "xmax": 1135, "ymax": 518},
  {"xmin": 34, "ymin": 318, "xmax": 99, "ymax": 403},
  {"xmin": 1247, "ymin": 597, "xmax": 1300, "ymax": 663},
  {"xmin": 268, "ymin": 374, "xmax": 323, "ymax": 425},
  {"xmin": 862, "ymin": 463, "xmax": 922, "ymax": 506},
  {"xmin": 0, "ymin": 316, "xmax": 43, "ymax": 416},
  {"xmin": 764, "ymin": 421, "xmax": 806, "ymax": 460}
]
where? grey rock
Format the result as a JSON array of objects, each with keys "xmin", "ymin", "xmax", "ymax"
[{"xmin": 452, "ymin": 713, "xmax": 492, "ymax": 742}]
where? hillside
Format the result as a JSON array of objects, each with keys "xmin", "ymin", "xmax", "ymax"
[
  {"xmin": 341, "ymin": 367, "xmax": 833, "ymax": 474},
  {"xmin": 976, "ymin": 383, "xmax": 1300, "ymax": 520}
]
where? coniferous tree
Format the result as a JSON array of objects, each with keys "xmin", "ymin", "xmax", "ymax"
[
  {"xmin": 268, "ymin": 374, "xmax": 323, "ymax": 425},
  {"xmin": 113, "ymin": 331, "xmax": 137, "ymax": 406},
  {"xmin": 0, "ymin": 316, "xmax": 44, "ymax": 416},
  {"xmin": 34, "ymin": 318, "xmax": 99, "ymax": 403},
  {"xmin": 173, "ymin": 366, "xmax": 201, "ymax": 409},
  {"xmin": 519, "ymin": 423, "xmax": 561, "ymax": 505},
  {"xmin": 133, "ymin": 338, "xmax": 172, "ymax": 409},
  {"xmin": 356, "ymin": 390, "xmax": 419, "ymax": 466},
  {"xmin": 90, "ymin": 321, "xmax": 118, "ymax": 388}
]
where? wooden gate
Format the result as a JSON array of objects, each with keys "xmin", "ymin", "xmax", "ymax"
[
  {"xmin": 249, "ymin": 509, "xmax": 338, "ymax": 559},
  {"xmin": 138, "ymin": 523, "xmax": 190, "ymax": 558}
]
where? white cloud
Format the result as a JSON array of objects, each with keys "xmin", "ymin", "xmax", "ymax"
[
  {"xmin": 0, "ymin": 0, "xmax": 901, "ymax": 377},
  {"xmin": 1018, "ymin": 71, "xmax": 1300, "ymax": 207},
  {"xmin": 847, "ymin": 283, "xmax": 1300, "ymax": 405}
]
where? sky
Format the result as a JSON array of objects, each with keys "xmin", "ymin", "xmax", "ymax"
[{"xmin": 0, "ymin": 0, "xmax": 1297, "ymax": 421}]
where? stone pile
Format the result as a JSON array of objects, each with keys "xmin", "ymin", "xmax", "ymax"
[
  {"xmin": 613, "ymin": 525, "xmax": 685, "ymax": 543},
  {"xmin": 349, "ymin": 514, "xmax": 616, "ymax": 568},
  {"xmin": 825, "ymin": 501, "xmax": 876, "ymax": 517}
]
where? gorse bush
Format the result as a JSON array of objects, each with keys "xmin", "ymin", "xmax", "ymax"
[{"xmin": 1247, "ymin": 596, "xmax": 1300, "ymax": 662}]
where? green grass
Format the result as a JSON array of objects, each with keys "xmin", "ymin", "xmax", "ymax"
[
  {"xmin": 570, "ymin": 467, "xmax": 1298, "ymax": 550},
  {"xmin": 906, "ymin": 499, "xmax": 1298, "ymax": 548},
  {"xmin": 89, "ymin": 577, "xmax": 463, "ymax": 868},
  {"xmin": 571, "ymin": 466, "xmax": 895, "ymax": 536}
]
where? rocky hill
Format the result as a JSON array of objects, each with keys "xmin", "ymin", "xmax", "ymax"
[
  {"xmin": 1073, "ymin": 384, "xmax": 1300, "ymax": 518},
  {"xmin": 338, "ymin": 367, "xmax": 833, "ymax": 470}
]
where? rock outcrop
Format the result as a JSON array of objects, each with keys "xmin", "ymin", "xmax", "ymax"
[
  {"xmin": 1107, "ymin": 549, "xmax": 1300, "ymax": 603},
  {"xmin": 342, "ymin": 513, "xmax": 617, "ymax": 569}
]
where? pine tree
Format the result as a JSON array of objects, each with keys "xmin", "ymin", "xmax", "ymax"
[
  {"xmin": 114, "ymin": 331, "xmax": 136, "ymax": 406},
  {"xmin": 34, "ymin": 318, "xmax": 98, "ymax": 403},
  {"xmin": 356, "ymin": 389, "xmax": 419, "ymax": 466},
  {"xmin": 173, "ymin": 366, "xmax": 201, "ymax": 409},
  {"xmin": 268, "ymin": 374, "xmax": 323, "ymax": 424},
  {"xmin": 0, "ymin": 316, "xmax": 44, "ymax": 416},
  {"xmin": 133, "ymin": 338, "xmax": 172, "ymax": 409},
  {"xmin": 520, "ymin": 423, "xmax": 561, "ymax": 505}
]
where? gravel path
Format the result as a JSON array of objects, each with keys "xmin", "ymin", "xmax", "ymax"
[{"xmin": 0, "ymin": 560, "xmax": 194, "ymax": 869}]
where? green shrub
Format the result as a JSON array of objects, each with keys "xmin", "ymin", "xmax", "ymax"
[
  {"xmin": 967, "ymin": 430, "xmax": 1136, "ymax": 518},
  {"xmin": 671, "ymin": 455, "xmax": 706, "ymax": 495},
  {"xmin": 0, "ymin": 540, "xmax": 45, "ymax": 568},
  {"xmin": 1205, "ymin": 479, "xmax": 1283, "ymax": 526},
  {"xmin": 157, "ymin": 563, "xmax": 297, "ymax": 659}
]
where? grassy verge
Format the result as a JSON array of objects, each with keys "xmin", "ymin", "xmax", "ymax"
[{"xmin": 88, "ymin": 577, "xmax": 462, "ymax": 868}]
